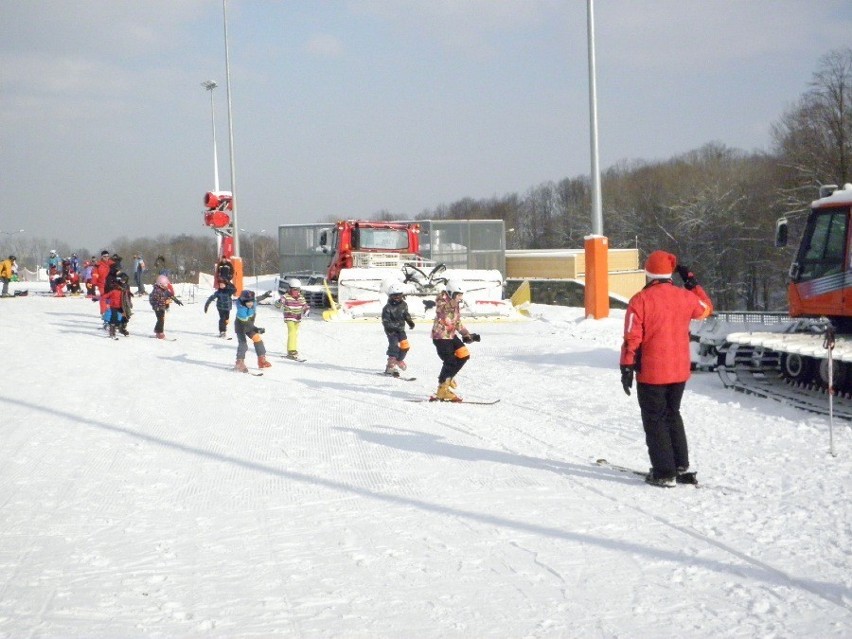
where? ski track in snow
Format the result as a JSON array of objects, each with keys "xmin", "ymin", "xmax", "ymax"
[{"xmin": 0, "ymin": 281, "xmax": 850, "ymax": 637}]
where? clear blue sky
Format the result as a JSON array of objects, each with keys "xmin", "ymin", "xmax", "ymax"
[{"xmin": 1, "ymin": 0, "xmax": 851, "ymax": 251}]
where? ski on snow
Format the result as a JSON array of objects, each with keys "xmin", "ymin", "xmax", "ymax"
[
  {"xmin": 406, "ymin": 398, "xmax": 500, "ymax": 405},
  {"xmin": 377, "ymin": 372, "xmax": 417, "ymax": 382},
  {"xmin": 230, "ymin": 367, "xmax": 263, "ymax": 376},
  {"xmin": 595, "ymin": 458, "xmax": 699, "ymax": 487}
]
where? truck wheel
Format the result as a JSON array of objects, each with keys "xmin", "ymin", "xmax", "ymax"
[
  {"xmin": 781, "ymin": 353, "xmax": 815, "ymax": 384},
  {"xmin": 818, "ymin": 359, "xmax": 852, "ymax": 393}
]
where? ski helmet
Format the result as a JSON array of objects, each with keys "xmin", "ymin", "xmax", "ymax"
[
  {"xmin": 156, "ymin": 274, "xmax": 170, "ymax": 287},
  {"xmin": 117, "ymin": 272, "xmax": 130, "ymax": 285},
  {"xmin": 387, "ymin": 282, "xmax": 405, "ymax": 296},
  {"xmin": 288, "ymin": 278, "xmax": 302, "ymax": 289},
  {"xmin": 239, "ymin": 289, "xmax": 256, "ymax": 303},
  {"xmin": 8, "ymin": 255, "xmax": 15, "ymax": 261},
  {"xmin": 445, "ymin": 279, "xmax": 465, "ymax": 295}
]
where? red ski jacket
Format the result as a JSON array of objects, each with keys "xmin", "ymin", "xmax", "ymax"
[
  {"xmin": 103, "ymin": 289, "xmax": 123, "ymax": 310},
  {"xmin": 95, "ymin": 258, "xmax": 113, "ymax": 293},
  {"xmin": 620, "ymin": 280, "xmax": 713, "ymax": 385}
]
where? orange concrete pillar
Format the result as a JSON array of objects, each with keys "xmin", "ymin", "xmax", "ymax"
[{"xmin": 584, "ymin": 235, "xmax": 610, "ymax": 319}]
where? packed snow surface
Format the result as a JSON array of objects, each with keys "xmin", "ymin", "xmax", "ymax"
[{"xmin": 0, "ymin": 279, "xmax": 849, "ymax": 638}]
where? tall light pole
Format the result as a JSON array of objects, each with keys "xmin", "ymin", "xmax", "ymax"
[
  {"xmin": 222, "ymin": 0, "xmax": 240, "ymax": 258},
  {"xmin": 201, "ymin": 80, "xmax": 220, "ymax": 192},
  {"xmin": 587, "ymin": 0, "xmax": 603, "ymax": 236},
  {"xmin": 583, "ymin": 0, "xmax": 609, "ymax": 319}
]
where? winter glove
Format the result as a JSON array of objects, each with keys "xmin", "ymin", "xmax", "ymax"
[
  {"xmin": 675, "ymin": 264, "xmax": 698, "ymax": 291},
  {"xmin": 423, "ymin": 300, "xmax": 436, "ymax": 310},
  {"xmin": 462, "ymin": 333, "xmax": 481, "ymax": 344},
  {"xmin": 407, "ymin": 320, "xmax": 415, "ymax": 330},
  {"xmin": 256, "ymin": 326, "xmax": 265, "ymax": 334},
  {"xmin": 620, "ymin": 365, "xmax": 634, "ymax": 396},
  {"xmin": 204, "ymin": 301, "xmax": 211, "ymax": 313}
]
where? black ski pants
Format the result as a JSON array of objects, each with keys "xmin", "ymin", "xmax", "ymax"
[
  {"xmin": 636, "ymin": 381, "xmax": 688, "ymax": 478},
  {"xmin": 433, "ymin": 336, "xmax": 469, "ymax": 383},
  {"xmin": 235, "ymin": 321, "xmax": 266, "ymax": 361},
  {"xmin": 154, "ymin": 309, "xmax": 166, "ymax": 334},
  {"xmin": 217, "ymin": 308, "xmax": 230, "ymax": 333}
]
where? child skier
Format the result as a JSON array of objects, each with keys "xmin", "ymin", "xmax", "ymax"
[
  {"xmin": 83, "ymin": 259, "xmax": 96, "ymax": 298},
  {"xmin": 381, "ymin": 282, "xmax": 415, "ymax": 376},
  {"xmin": 204, "ymin": 279, "xmax": 238, "ymax": 337},
  {"xmin": 430, "ymin": 279, "xmax": 480, "ymax": 402},
  {"xmin": 148, "ymin": 274, "xmax": 182, "ymax": 339},
  {"xmin": 102, "ymin": 272, "xmax": 133, "ymax": 337},
  {"xmin": 234, "ymin": 289, "xmax": 272, "ymax": 372},
  {"xmin": 274, "ymin": 278, "xmax": 310, "ymax": 360}
]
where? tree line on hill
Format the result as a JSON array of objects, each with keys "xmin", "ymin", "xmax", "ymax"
[
  {"xmin": 2, "ymin": 48, "xmax": 848, "ymax": 311},
  {"xmin": 413, "ymin": 48, "xmax": 851, "ymax": 312}
]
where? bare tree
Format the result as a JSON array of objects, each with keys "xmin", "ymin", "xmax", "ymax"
[{"xmin": 772, "ymin": 48, "xmax": 852, "ymax": 202}]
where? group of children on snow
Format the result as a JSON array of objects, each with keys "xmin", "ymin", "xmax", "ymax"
[{"xmin": 199, "ymin": 272, "xmax": 481, "ymax": 401}]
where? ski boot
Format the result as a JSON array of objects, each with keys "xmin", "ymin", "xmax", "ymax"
[
  {"xmin": 434, "ymin": 380, "xmax": 462, "ymax": 402},
  {"xmin": 219, "ymin": 331, "xmax": 227, "ymax": 338},
  {"xmin": 156, "ymin": 332, "xmax": 166, "ymax": 340},
  {"xmin": 644, "ymin": 469, "xmax": 676, "ymax": 488},
  {"xmin": 396, "ymin": 358, "xmax": 407, "ymax": 371},
  {"xmin": 676, "ymin": 466, "xmax": 698, "ymax": 485},
  {"xmin": 286, "ymin": 350, "xmax": 300, "ymax": 361},
  {"xmin": 384, "ymin": 357, "xmax": 400, "ymax": 376},
  {"xmin": 109, "ymin": 325, "xmax": 116, "ymax": 338},
  {"xmin": 258, "ymin": 355, "xmax": 272, "ymax": 369},
  {"xmin": 234, "ymin": 359, "xmax": 249, "ymax": 373}
]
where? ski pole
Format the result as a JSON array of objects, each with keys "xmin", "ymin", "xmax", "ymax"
[{"xmin": 822, "ymin": 321, "xmax": 836, "ymax": 457}]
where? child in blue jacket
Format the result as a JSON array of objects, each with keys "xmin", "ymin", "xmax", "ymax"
[
  {"xmin": 234, "ymin": 289, "xmax": 272, "ymax": 372},
  {"xmin": 204, "ymin": 280, "xmax": 237, "ymax": 337}
]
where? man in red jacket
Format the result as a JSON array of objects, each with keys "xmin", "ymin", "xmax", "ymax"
[{"xmin": 620, "ymin": 250, "xmax": 713, "ymax": 487}]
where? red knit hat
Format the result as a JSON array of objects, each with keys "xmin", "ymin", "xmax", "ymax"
[{"xmin": 644, "ymin": 250, "xmax": 676, "ymax": 279}]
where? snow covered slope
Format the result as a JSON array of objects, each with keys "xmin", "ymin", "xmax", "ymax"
[{"xmin": 0, "ymin": 280, "xmax": 849, "ymax": 637}]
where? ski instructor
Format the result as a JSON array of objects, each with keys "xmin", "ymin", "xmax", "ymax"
[{"xmin": 619, "ymin": 250, "xmax": 713, "ymax": 487}]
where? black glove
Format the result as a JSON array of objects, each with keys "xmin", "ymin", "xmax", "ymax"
[
  {"xmin": 620, "ymin": 365, "xmax": 634, "ymax": 396},
  {"xmin": 675, "ymin": 264, "xmax": 698, "ymax": 290},
  {"xmin": 407, "ymin": 320, "xmax": 415, "ymax": 330},
  {"xmin": 256, "ymin": 326, "xmax": 265, "ymax": 334},
  {"xmin": 423, "ymin": 300, "xmax": 436, "ymax": 310},
  {"xmin": 462, "ymin": 333, "xmax": 481, "ymax": 344},
  {"xmin": 204, "ymin": 302, "xmax": 210, "ymax": 313}
]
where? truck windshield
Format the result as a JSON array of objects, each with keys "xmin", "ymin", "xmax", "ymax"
[
  {"xmin": 796, "ymin": 208, "xmax": 848, "ymax": 281},
  {"xmin": 356, "ymin": 228, "xmax": 410, "ymax": 250}
]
